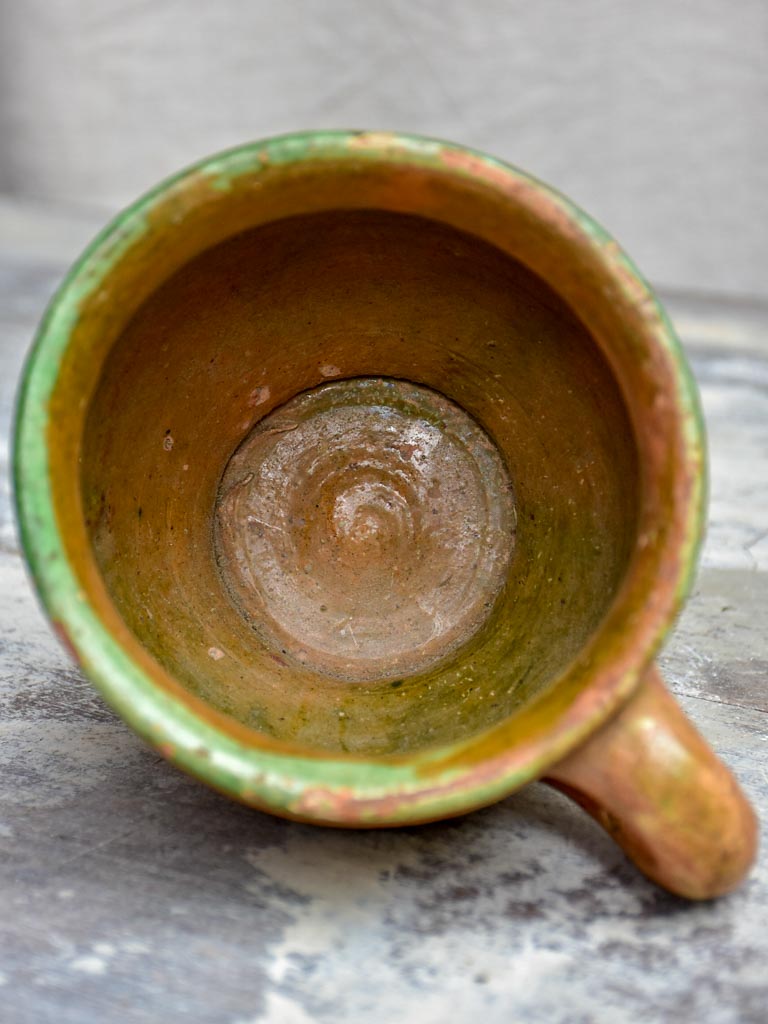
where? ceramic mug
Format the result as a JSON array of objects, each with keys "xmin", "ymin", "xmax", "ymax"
[{"xmin": 14, "ymin": 131, "xmax": 756, "ymax": 899}]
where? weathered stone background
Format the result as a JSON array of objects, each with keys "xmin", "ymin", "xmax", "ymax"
[{"xmin": 1, "ymin": 200, "xmax": 767, "ymax": 1022}]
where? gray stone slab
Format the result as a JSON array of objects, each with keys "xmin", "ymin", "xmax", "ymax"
[{"xmin": 1, "ymin": 200, "xmax": 767, "ymax": 1023}]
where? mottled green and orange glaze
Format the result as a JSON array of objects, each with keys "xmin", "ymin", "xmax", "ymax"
[{"xmin": 13, "ymin": 131, "xmax": 756, "ymax": 897}]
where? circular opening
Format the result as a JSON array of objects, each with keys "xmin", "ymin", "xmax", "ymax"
[
  {"xmin": 15, "ymin": 133, "xmax": 704, "ymax": 822},
  {"xmin": 79, "ymin": 208, "xmax": 640, "ymax": 755}
]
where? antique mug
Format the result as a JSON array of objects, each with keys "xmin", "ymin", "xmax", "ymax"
[{"xmin": 14, "ymin": 131, "xmax": 756, "ymax": 899}]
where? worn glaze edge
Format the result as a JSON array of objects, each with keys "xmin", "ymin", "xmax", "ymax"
[{"xmin": 13, "ymin": 130, "xmax": 706, "ymax": 825}]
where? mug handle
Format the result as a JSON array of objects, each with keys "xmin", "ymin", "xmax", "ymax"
[{"xmin": 544, "ymin": 664, "xmax": 758, "ymax": 899}]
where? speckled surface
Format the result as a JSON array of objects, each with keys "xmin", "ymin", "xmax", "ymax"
[{"xmin": 1, "ymin": 202, "xmax": 766, "ymax": 1023}]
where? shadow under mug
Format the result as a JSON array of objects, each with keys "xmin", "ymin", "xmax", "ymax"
[{"xmin": 14, "ymin": 131, "xmax": 756, "ymax": 899}]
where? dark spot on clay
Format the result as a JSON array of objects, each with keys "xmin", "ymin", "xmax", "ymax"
[
  {"xmin": 391, "ymin": 680, "xmax": 404, "ymax": 689},
  {"xmin": 137, "ymin": 507, "xmax": 143, "ymax": 518}
]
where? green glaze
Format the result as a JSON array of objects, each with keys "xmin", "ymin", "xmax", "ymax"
[{"xmin": 13, "ymin": 131, "xmax": 706, "ymax": 826}]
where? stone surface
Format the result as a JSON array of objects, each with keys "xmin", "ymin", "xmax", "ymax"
[{"xmin": 1, "ymin": 202, "xmax": 767, "ymax": 1023}]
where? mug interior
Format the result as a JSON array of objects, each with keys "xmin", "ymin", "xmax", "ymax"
[
  {"xmin": 17, "ymin": 134, "xmax": 703, "ymax": 818},
  {"xmin": 80, "ymin": 207, "xmax": 639, "ymax": 755}
]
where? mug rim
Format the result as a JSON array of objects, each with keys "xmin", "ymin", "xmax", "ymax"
[{"xmin": 13, "ymin": 130, "xmax": 706, "ymax": 825}]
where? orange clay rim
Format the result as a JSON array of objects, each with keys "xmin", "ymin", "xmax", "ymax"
[{"xmin": 13, "ymin": 131, "xmax": 706, "ymax": 825}]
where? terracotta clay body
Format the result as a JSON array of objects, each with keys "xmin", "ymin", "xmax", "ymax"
[{"xmin": 215, "ymin": 377, "xmax": 516, "ymax": 683}]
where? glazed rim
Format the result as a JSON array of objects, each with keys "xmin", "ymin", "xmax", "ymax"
[{"xmin": 14, "ymin": 131, "xmax": 705, "ymax": 825}]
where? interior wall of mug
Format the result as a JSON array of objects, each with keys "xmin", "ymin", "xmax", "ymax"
[
  {"xmin": 80, "ymin": 205, "xmax": 639, "ymax": 753},
  {"xmin": 44, "ymin": 149, "xmax": 689, "ymax": 758}
]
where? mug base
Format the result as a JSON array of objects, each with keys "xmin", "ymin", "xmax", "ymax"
[{"xmin": 214, "ymin": 376, "xmax": 516, "ymax": 682}]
